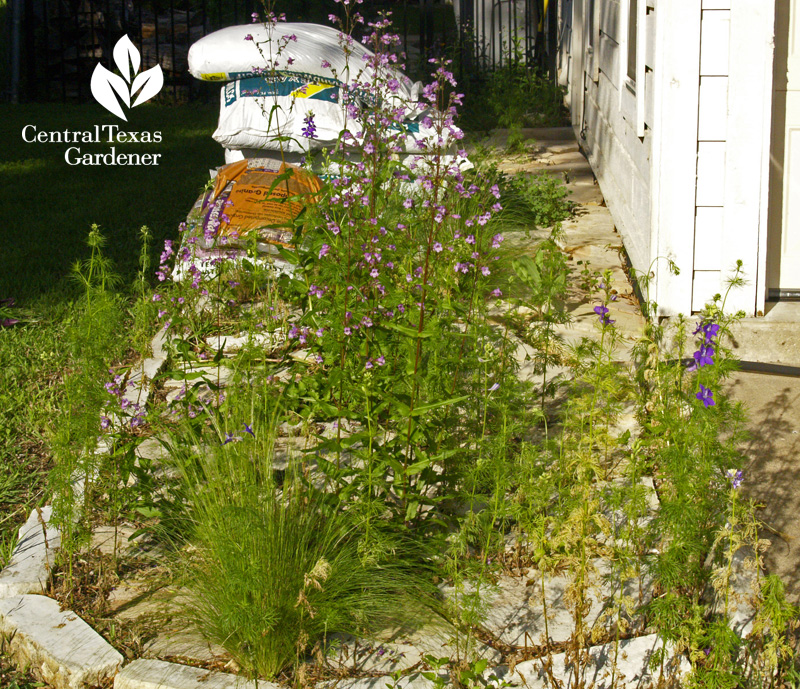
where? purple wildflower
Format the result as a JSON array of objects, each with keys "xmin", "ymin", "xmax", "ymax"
[
  {"xmin": 594, "ymin": 304, "xmax": 614, "ymax": 326},
  {"xmin": 696, "ymin": 384, "xmax": 715, "ymax": 408},
  {"xmin": 726, "ymin": 469, "xmax": 743, "ymax": 489},
  {"xmin": 301, "ymin": 113, "xmax": 317, "ymax": 139}
]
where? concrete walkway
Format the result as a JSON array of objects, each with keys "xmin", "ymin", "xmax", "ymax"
[{"xmin": 482, "ymin": 127, "xmax": 800, "ymax": 604}]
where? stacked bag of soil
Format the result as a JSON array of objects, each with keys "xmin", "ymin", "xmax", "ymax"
[
  {"xmin": 187, "ymin": 22, "xmax": 431, "ymax": 163},
  {"xmin": 174, "ymin": 22, "xmax": 466, "ymax": 280}
]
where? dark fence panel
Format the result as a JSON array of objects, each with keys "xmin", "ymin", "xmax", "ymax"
[{"xmin": 10, "ymin": 0, "xmax": 550, "ymax": 104}]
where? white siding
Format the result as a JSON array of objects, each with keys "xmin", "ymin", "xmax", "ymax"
[
  {"xmin": 697, "ymin": 77, "xmax": 728, "ymax": 140},
  {"xmin": 575, "ymin": 0, "xmax": 654, "ymax": 279},
  {"xmin": 561, "ymin": 0, "xmax": 774, "ymax": 315},
  {"xmin": 699, "ymin": 11, "xmax": 731, "ymax": 76}
]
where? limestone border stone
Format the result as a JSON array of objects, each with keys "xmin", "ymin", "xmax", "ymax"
[
  {"xmin": 114, "ymin": 659, "xmax": 267, "ymax": 689},
  {"xmin": 0, "ymin": 594, "xmax": 124, "ymax": 689},
  {"xmin": 0, "ymin": 506, "xmax": 60, "ymax": 598}
]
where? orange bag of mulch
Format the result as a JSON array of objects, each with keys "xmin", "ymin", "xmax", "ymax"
[{"xmin": 201, "ymin": 158, "xmax": 322, "ymax": 251}]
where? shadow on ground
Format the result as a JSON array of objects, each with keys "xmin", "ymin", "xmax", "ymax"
[{"xmin": 724, "ymin": 372, "xmax": 800, "ymax": 603}]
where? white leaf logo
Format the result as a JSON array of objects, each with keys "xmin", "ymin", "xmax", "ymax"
[
  {"xmin": 91, "ymin": 64, "xmax": 130, "ymax": 120},
  {"xmin": 91, "ymin": 35, "xmax": 164, "ymax": 120},
  {"xmin": 131, "ymin": 66, "xmax": 164, "ymax": 107},
  {"xmin": 113, "ymin": 34, "xmax": 140, "ymax": 83}
]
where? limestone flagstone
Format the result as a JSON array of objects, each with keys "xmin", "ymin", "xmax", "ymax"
[
  {"xmin": 115, "ymin": 659, "xmax": 267, "ymax": 689},
  {"xmin": 0, "ymin": 594, "xmax": 123, "ymax": 689},
  {"xmin": 0, "ymin": 506, "xmax": 60, "ymax": 598},
  {"xmin": 506, "ymin": 633, "xmax": 690, "ymax": 688}
]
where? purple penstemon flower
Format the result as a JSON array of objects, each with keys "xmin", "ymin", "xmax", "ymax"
[
  {"xmin": 244, "ymin": 34, "xmax": 254, "ymax": 41},
  {"xmin": 301, "ymin": 113, "xmax": 317, "ymax": 139}
]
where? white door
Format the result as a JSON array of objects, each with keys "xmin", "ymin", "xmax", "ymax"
[{"xmin": 771, "ymin": 0, "xmax": 800, "ymax": 294}]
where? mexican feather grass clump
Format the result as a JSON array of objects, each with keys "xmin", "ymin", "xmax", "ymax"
[{"xmin": 165, "ymin": 405, "xmax": 438, "ymax": 680}]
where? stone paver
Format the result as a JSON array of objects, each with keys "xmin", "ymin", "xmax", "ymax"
[
  {"xmin": 323, "ymin": 673, "xmax": 436, "ymax": 689},
  {"xmin": 463, "ymin": 559, "xmax": 650, "ymax": 649},
  {"xmin": 0, "ymin": 594, "xmax": 123, "ymax": 689},
  {"xmin": 115, "ymin": 659, "xmax": 265, "ymax": 689},
  {"xmin": 0, "ymin": 506, "xmax": 60, "ymax": 598},
  {"xmin": 322, "ymin": 635, "xmax": 422, "ymax": 674},
  {"xmin": 507, "ymin": 633, "xmax": 690, "ymax": 688}
]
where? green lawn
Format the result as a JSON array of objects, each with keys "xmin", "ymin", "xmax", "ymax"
[
  {"xmin": 0, "ymin": 102, "xmax": 220, "ymax": 303},
  {"xmin": 0, "ymin": 101, "xmax": 219, "ymax": 582}
]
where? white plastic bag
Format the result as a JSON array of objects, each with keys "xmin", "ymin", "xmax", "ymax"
[
  {"xmin": 212, "ymin": 77, "xmax": 352, "ymax": 152},
  {"xmin": 214, "ymin": 77, "xmax": 462, "ymax": 155},
  {"xmin": 188, "ymin": 22, "xmax": 420, "ymax": 105}
]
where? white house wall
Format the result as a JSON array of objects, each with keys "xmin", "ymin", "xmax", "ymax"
[
  {"xmin": 691, "ymin": 7, "xmax": 730, "ymax": 311},
  {"xmin": 570, "ymin": 0, "xmax": 654, "ymax": 283},
  {"xmin": 562, "ymin": 0, "xmax": 775, "ymax": 315}
]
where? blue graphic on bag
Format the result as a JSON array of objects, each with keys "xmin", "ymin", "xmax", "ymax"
[{"xmin": 225, "ymin": 76, "xmax": 340, "ymax": 106}]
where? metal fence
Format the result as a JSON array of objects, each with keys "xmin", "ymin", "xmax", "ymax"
[{"xmin": 6, "ymin": 0, "xmax": 553, "ymax": 104}]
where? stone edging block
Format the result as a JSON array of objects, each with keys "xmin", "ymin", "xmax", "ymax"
[
  {"xmin": 0, "ymin": 506, "xmax": 60, "ymax": 598},
  {"xmin": 0, "ymin": 594, "xmax": 123, "ymax": 689},
  {"xmin": 115, "ymin": 659, "xmax": 268, "ymax": 689}
]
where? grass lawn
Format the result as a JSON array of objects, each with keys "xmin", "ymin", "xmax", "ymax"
[
  {"xmin": 0, "ymin": 101, "xmax": 220, "ymax": 569},
  {"xmin": 0, "ymin": 102, "xmax": 220, "ymax": 303}
]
